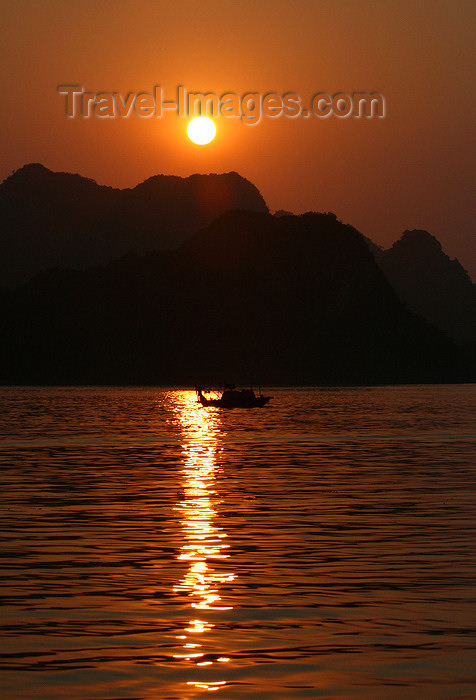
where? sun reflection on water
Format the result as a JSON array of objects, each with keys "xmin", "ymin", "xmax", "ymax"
[{"xmin": 172, "ymin": 391, "xmax": 234, "ymax": 690}]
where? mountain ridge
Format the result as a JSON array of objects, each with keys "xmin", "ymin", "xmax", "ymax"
[
  {"xmin": 1, "ymin": 163, "xmax": 474, "ymax": 355},
  {"xmin": 0, "ymin": 163, "xmax": 268, "ymax": 286},
  {"xmin": 372, "ymin": 229, "xmax": 476, "ymax": 344},
  {"xmin": 0, "ymin": 209, "xmax": 470, "ymax": 386}
]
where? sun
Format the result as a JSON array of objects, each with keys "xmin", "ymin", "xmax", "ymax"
[{"xmin": 187, "ymin": 116, "xmax": 216, "ymax": 145}]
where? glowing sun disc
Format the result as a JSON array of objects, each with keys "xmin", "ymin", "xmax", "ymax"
[{"xmin": 187, "ymin": 116, "xmax": 216, "ymax": 145}]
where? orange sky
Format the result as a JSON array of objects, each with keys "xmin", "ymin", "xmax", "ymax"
[{"xmin": 1, "ymin": 0, "xmax": 474, "ymax": 276}]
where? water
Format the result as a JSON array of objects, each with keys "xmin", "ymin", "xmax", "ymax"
[{"xmin": 1, "ymin": 386, "xmax": 476, "ymax": 699}]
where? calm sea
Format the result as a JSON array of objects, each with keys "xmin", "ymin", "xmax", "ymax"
[{"xmin": 1, "ymin": 386, "xmax": 476, "ymax": 699}]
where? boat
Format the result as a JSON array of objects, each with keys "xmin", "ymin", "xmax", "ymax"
[{"xmin": 195, "ymin": 384, "xmax": 272, "ymax": 409}]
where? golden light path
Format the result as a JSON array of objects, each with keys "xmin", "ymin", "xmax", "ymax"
[{"xmin": 172, "ymin": 391, "xmax": 234, "ymax": 692}]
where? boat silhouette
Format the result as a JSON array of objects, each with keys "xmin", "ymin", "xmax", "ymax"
[{"xmin": 195, "ymin": 384, "xmax": 271, "ymax": 408}]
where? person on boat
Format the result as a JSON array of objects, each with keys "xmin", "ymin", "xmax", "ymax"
[
  {"xmin": 220, "ymin": 386, "xmax": 257, "ymax": 404},
  {"xmin": 221, "ymin": 383, "xmax": 238, "ymax": 402},
  {"xmin": 240, "ymin": 388, "xmax": 255, "ymax": 398}
]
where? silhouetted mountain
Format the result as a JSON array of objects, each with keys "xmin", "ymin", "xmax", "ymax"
[
  {"xmin": 372, "ymin": 230, "xmax": 476, "ymax": 344},
  {"xmin": 0, "ymin": 163, "xmax": 268, "ymax": 286},
  {"xmin": 363, "ymin": 235, "xmax": 383, "ymax": 258},
  {"xmin": 274, "ymin": 209, "xmax": 294, "ymax": 217},
  {"xmin": 0, "ymin": 211, "xmax": 469, "ymax": 386}
]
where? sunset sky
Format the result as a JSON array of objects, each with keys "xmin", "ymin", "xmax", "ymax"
[{"xmin": 1, "ymin": 0, "xmax": 474, "ymax": 275}]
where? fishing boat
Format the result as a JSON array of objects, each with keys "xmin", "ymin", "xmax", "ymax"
[{"xmin": 195, "ymin": 384, "xmax": 271, "ymax": 409}]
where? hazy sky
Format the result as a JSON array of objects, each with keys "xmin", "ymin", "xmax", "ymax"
[{"xmin": 1, "ymin": 0, "xmax": 474, "ymax": 275}]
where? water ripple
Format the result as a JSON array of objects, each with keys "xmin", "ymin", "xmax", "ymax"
[{"xmin": 0, "ymin": 386, "xmax": 475, "ymax": 698}]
